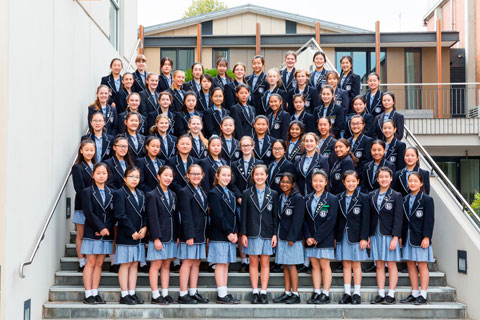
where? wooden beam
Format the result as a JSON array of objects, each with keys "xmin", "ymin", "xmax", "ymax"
[
  {"xmin": 315, "ymin": 22, "xmax": 320, "ymax": 45},
  {"xmin": 436, "ymin": 19, "xmax": 443, "ymax": 118},
  {"xmin": 256, "ymin": 23, "xmax": 261, "ymax": 55},
  {"xmin": 138, "ymin": 25, "xmax": 144, "ymax": 54},
  {"xmin": 375, "ymin": 21, "xmax": 380, "ymax": 79},
  {"xmin": 196, "ymin": 24, "xmax": 202, "ymax": 62}
]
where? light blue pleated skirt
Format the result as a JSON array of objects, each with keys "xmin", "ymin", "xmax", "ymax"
[
  {"xmin": 275, "ymin": 240, "xmax": 304, "ymax": 265},
  {"xmin": 335, "ymin": 229, "xmax": 369, "ymax": 262},
  {"xmin": 305, "ymin": 247, "xmax": 335, "ymax": 260},
  {"xmin": 207, "ymin": 241, "xmax": 237, "ymax": 264},
  {"xmin": 115, "ymin": 243, "xmax": 146, "ymax": 264},
  {"xmin": 72, "ymin": 210, "xmax": 86, "ymax": 224},
  {"xmin": 81, "ymin": 239, "xmax": 113, "ymax": 255},
  {"xmin": 242, "ymin": 237, "xmax": 274, "ymax": 256},
  {"xmin": 370, "ymin": 224, "xmax": 401, "ymax": 262},
  {"xmin": 402, "ymin": 233, "xmax": 434, "ymax": 263},
  {"xmin": 146, "ymin": 241, "xmax": 177, "ymax": 261},
  {"xmin": 177, "ymin": 242, "xmax": 206, "ymax": 260}
]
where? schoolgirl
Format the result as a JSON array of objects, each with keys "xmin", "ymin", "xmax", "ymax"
[
  {"xmin": 219, "ymin": 117, "xmax": 240, "ymax": 165},
  {"xmin": 113, "ymin": 167, "xmax": 147, "ymax": 305},
  {"xmin": 253, "ymin": 116, "xmax": 275, "ymax": 165},
  {"xmin": 230, "ymin": 136, "xmax": 264, "ymax": 198},
  {"xmin": 339, "ymin": 56, "xmax": 361, "ymax": 109},
  {"xmin": 212, "ymin": 57, "xmax": 233, "ymax": 90},
  {"xmin": 123, "ymin": 112, "xmax": 146, "ymax": 161},
  {"xmin": 369, "ymin": 167, "xmax": 403, "ymax": 304},
  {"xmin": 174, "ymin": 91, "xmax": 202, "ymax": 136},
  {"xmin": 400, "ymin": 172, "xmax": 435, "ymax": 305},
  {"xmin": 165, "ymin": 70, "xmax": 186, "ymax": 113},
  {"xmin": 280, "ymin": 51, "xmax": 297, "ymax": 92},
  {"xmin": 394, "ymin": 147, "xmax": 430, "ymax": 196},
  {"xmin": 325, "ymin": 71, "xmax": 349, "ymax": 116},
  {"xmin": 267, "ymin": 140, "xmax": 295, "ymax": 194},
  {"xmin": 146, "ymin": 165, "xmax": 178, "ymax": 305},
  {"xmin": 83, "ymin": 112, "xmax": 113, "ymax": 163},
  {"xmin": 101, "ymin": 58, "xmax": 123, "ymax": 106},
  {"xmin": 230, "ymin": 84, "xmax": 256, "ymax": 139},
  {"xmin": 166, "ymin": 134, "xmax": 199, "ymax": 193},
  {"xmin": 287, "ymin": 70, "xmax": 319, "ymax": 115},
  {"xmin": 241, "ymin": 164, "xmax": 279, "ymax": 304},
  {"xmin": 260, "ymin": 68, "xmax": 287, "ymax": 115},
  {"xmin": 87, "ymin": 85, "xmax": 118, "ymax": 136},
  {"xmin": 114, "ymin": 72, "xmax": 135, "ymax": 114},
  {"xmin": 146, "ymin": 91, "xmax": 176, "ymax": 135},
  {"xmin": 314, "ymin": 85, "xmax": 345, "ymax": 139},
  {"xmin": 329, "ymin": 139, "xmax": 356, "ymax": 194},
  {"xmin": 104, "ymin": 136, "xmax": 134, "ymax": 190},
  {"xmin": 316, "ymin": 117, "xmax": 338, "ymax": 164},
  {"xmin": 203, "ymin": 87, "xmax": 231, "ymax": 138},
  {"xmin": 157, "ymin": 57, "xmax": 174, "ymax": 93},
  {"xmin": 81, "ymin": 162, "xmax": 115, "ymax": 304},
  {"xmin": 117, "ymin": 93, "xmax": 147, "ymax": 135},
  {"xmin": 303, "ymin": 170, "xmax": 338, "ymax": 304},
  {"xmin": 224, "ymin": 62, "xmax": 247, "ymax": 109},
  {"xmin": 345, "ymin": 96, "xmax": 375, "ymax": 139},
  {"xmin": 285, "ymin": 121, "xmax": 305, "ymax": 163},
  {"xmin": 199, "ymin": 135, "xmax": 228, "ymax": 192},
  {"xmin": 267, "ymin": 94, "xmax": 290, "ymax": 140},
  {"xmin": 131, "ymin": 54, "xmax": 146, "ymax": 93},
  {"xmin": 294, "ymin": 132, "xmax": 330, "ymax": 196},
  {"xmin": 335, "ymin": 171, "xmax": 370, "ymax": 304},
  {"xmin": 308, "ymin": 51, "xmax": 328, "ymax": 92},
  {"xmin": 347, "ymin": 114, "xmax": 373, "ymax": 173},
  {"xmin": 139, "ymin": 73, "xmax": 160, "ymax": 115},
  {"xmin": 207, "ymin": 165, "xmax": 241, "ymax": 304},
  {"xmin": 149, "ymin": 114, "xmax": 177, "ymax": 161},
  {"xmin": 361, "ymin": 140, "xmax": 395, "ymax": 193},
  {"xmin": 272, "ymin": 173, "xmax": 305, "ymax": 304},
  {"xmin": 382, "ymin": 120, "xmax": 407, "ymax": 171},
  {"xmin": 197, "ymin": 74, "xmax": 213, "ymax": 113},
  {"xmin": 375, "ymin": 92, "xmax": 405, "ymax": 140},
  {"xmin": 182, "ymin": 62, "xmax": 204, "ymax": 95},
  {"xmin": 72, "ymin": 140, "xmax": 97, "ymax": 272},
  {"xmin": 365, "ymin": 73, "xmax": 384, "ymax": 118},
  {"xmin": 188, "ymin": 116, "xmax": 209, "ymax": 160},
  {"xmin": 246, "ymin": 55, "xmax": 268, "ymax": 113},
  {"xmin": 135, "ymin": 136, "xmax": 165, "ymax": 192},
  {"xmin": 177, "ymin": 164, "xmax": 209, "ymax": 304}
]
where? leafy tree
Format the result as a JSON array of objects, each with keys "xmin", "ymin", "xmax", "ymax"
[
  {"xmin": 471, "ymin": 191, "xmax": 480, "ymax": 215},
  {"xmin": 183, "ymin": 0, "xmax": 228, "ymax": 18}
]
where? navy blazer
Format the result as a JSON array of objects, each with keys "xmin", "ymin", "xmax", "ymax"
[
  {"xmin": 318, "ymin": 88, "xmax": 349, "ymax": 117},
  {"xmin": 157, "ymin": 74, "xmax": 172, "ymax": 93},
  {"xmin": 174, "ymin": 110, "xmax": 202, "ymax": 137},
  {"xmin": 287, "ymin": 85, "xmax": 319, "ymax": 115},
  {"xmin": 230, "ymin": 103, "xmax": 256, "ymax": 139},
  {"xmin": 295, "ymin": 153, "xmax": 330, "ymax": 196},
  {"xmin": 178, "ymin": 183, "xmax": 208, "ymax": 243},
  {"xmin": 133, "ymin": 70, "xmax": 147, "ymax": 93},
  {"xmin": 314, "ymin": 104, "xmax": 345, "ymax": 139},
  {"xmin": 369, "ymin": 188, "xmax": 403, "ymax": 237},
  {"xmin": 151, "ymin": 133, "xmax": 177, "ymax": 161},
  {"xmin": 365, "ymin": 90, "xmax": 384, "ymax": 118},
  {"xmin": 166, "ymin": 155, "xmax": 199, "ymax": 193},
  {"xmin": 253, "ymin": 134, "xmax": 275, "ymax": 165},
  {"xmin": 146, "ymin": 110, "xmax": 175, "ymax": 136},
  {"xmin": 114, "ymin": 88, "xmax": 133, "ymax": 114},
  {"xmin": 199, "ymin": 156, "xmax": 228, "ymax": 192},
  {"xmin": 139, "ymin": 89, "xmax": 160, "ymax": 116},
  {"xmin": 113, "ymin": 186, "xmax": 147, "ymax": 245},
  {"xmin": 230, "ymin": 157, "xmax": 264, "ymax": 198},
  {"xmin": 291, "ymin": 110, "xmax": 316, "ymax": 133},
  {"xmin": 82, "ymin": 185, "xmax": 115, "ymax": 241},
  {"xmin": 81, "ymin": 133, "xmax": 113, "ymax": 161},
  {"xmin": 360, "ymin": 158, "xmax": 396, "ymax": 193},
  {"xmin": 402, "ymin": 192, "xmax": 434, "ymax": 247},
  {"xmin": 245, "ymin": 72, "xmax": 268, "ymax": 115},
  {"xmin": 117, "ymin": 111, "xmax": 147, "ymax": 136},
  {"xmin": 280, "ymin": 67, "xmax": 296, "ymax": 92},
  {"xmin": 224, "ymin": 80, "xmax": 244, "ymax": 109},
  {"xmin": 348, "ymin": 133, "xmax": 373, "ymax": 173},
  {"xmin": 221, "ymin": 136, "xmax": 241, "ymax": 166},
  {"xmin": 203, "ymin": 107, "xmax": 231, "ymax": 138},
  {"xmin": 286, "ymin": 140, "xmax": 303, "ymax": 163},
  {"xmin": 197, "ymin": 91, "xmax": 213, "ymax": 113},
  {"xmin": 147, "ymin": 187, "xmax": 178, "ymax": 243},
  {"xmin": 268, "ymin": 111, "xmax": 290, "ymax": 140},
  {"xmin": 189, "ymin": 134, "xmax": 208, "ymax": 160},
  {"xmin": 240, "ymin": 186, "xmax": 279, "ymax": 239},
  {"xmin": 318, "ymin": 135, "xmax": 338, "ymax": 167},
  {"xmin": 104, "ymin": 156, "xmax": 129, "ymax": 190},
  {"xmin": 87, "ymin": 104, "xmax": 118, "ymax": 136},
  {"xmin": 329, "ymin": 156, "xmax": 355, "ymax": 194},
  {"xmin": 208, "ymin": 186, "xmax": 239, "ymax": 242},
  {"xmin": 212, "ymin": 75, "xmax": 231, "ymax": 91},
  {"xmin": 260, "ymin": 87, "xmax": 287, "ymax": 115},
  {"xmin": 339, "ymin": 71, "xmax": 361, "ymax": 110},
  {"xmin": 124, "ymin": 133, "xmax": 146, "ymax": 161},
  {"xmin": 101, "ymin": 74, "xmax": 122, "ymax": 105},
  {"xmin": 166, "ymin": 88, "xmax": 186, "ymax": 112},
  {"xmin": 345, "ymin": 112, "xmax": 375, "ymax": 139},
  {"xmin": 277, "ymin": 192, "xmax": 305, "ymax": 242},
  {"xmin": 303, "ymin": 191, "xmax": 338, "ymax": 248},
  {"xmin": 385, "ymin": 138, "xmax": 406, "ymax": 171},
  {"xmin": 335, "ymin": 189, "xmax": 370, "ymax": 243},
  {"xmin": 308, "ymin": 69, "xmax": 327, "ymax": 92},
  {"xmin": 394, "ymin": 167, "xmax": 431, "ymax": 196},
  {"xmin": 135, "ymin": 156, "xmax": 166, "ymax": 192},
  {"xmin": 72, "ymin": 162, "xmax": 93, "ymax": 211},
  {"xmin": 267, "ymin": 158, "xmax": 295, "ymax": 194},
  {"xmin": 182, "ymin": 80, "xmax": 201, "ymax": 96},
  {"xmin": 375, "ymin": 110, "xmax": 405, "ymax": 141}
]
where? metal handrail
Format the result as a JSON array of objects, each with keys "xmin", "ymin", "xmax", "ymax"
[
  {"xmin": 404, "ymin": 125, "xmax": 480, "ymax": 232},
  {"xmin": 125, "ymin": 38, "xmax": 142, "ymax": 73}
]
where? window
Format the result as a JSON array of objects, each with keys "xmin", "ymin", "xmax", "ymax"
[
  {"xmin": 286, "ymin": 20, "xmax": 297, "ymax": 34},
  {"xmin": 436, "ymin": 157, "xmax": 480, "ymax": 203},
  {"xmin": 202, "ymin": 20, "xmax": 213, "ymax": 35},
  {"xmin": 109, "ymin": 0, "xmax": 120, "ymax": 50},
  {"xmin": 335, "ymin": 49, "xmax": 387, "ymax": 84},
  {"xmin": 213, "ymin": 48, "xmax": 229, "ymax": 66},
  {"xmin": 404, "ymin": 49, "xmax": 422, "ymax": 110},
  {"xmin": 161, "ymin": 48, "xmax": 195, "ymax": 71}
]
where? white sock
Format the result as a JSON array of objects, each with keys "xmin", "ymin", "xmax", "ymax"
[
  {"xmin": 247, "ymin": 257, "xmax": 250, "ymax": 264},
  {"xmin": 420, "ymin": 290, "xmax": 427, "ymax": 299},
  {"xmin": 110, "ymin": 254, "xmax": 115, "ymax": 265},
  {"xmin": 292, "ymin": 292, "xmax": 299, "ymax": 296},
  {"xmin": 354, "ymin": 285, "xmax": 361, "ymax": 296},
  {"xmin": 128, "ymin": 290, "xmax": 135, "ymax": 296},
  {"xmin": 260, "ymin": 290, "xmax": 267, "ymax": 295},
  {"xmin": 378, "ymin": 289, "xmax": 385, "ymax": 297},
  {"xmin": 180, "ymin": 290, "xmax": 188, "ymax": 297},
  {"xmin": 85, "ymin": 290, "xmax": 92, "ymax": 298},
  {"xmin": 140, "ymin": 261, "xmax": 147, "ymax": 267},
  {"xmin": 304, "ymin": 257, "xmax": 310, "ymax": 266},
  {"xmin": 388, "ymin": 289, "xmax": 395, "ymax": 298},
  {"xmin": 252, "ymin": 288, "xmax": 259, "ymax": 294},
  {"xmin": 161, "ymin": 288, "xmax": 169, "ymax": 297},
  {"xmin": 174, "ymin": 258, "xmax": 180, "ymax": 266},
  {"xmin": 152, "ymin": 290, "xmax": 160, "ymax": 299},
  {"xmin": 322, "ymin": 289, "xmax": 329, "ymax": 297},
  {"xmin": 412, "ymin": 290, "xmax": 420, "ymax": 298},
  {"xmin": 121, "ymin": 290, "xmax": 129, "ymax": 298},
  {"xmin": 79, "ymin": 258, "xmax": 86, "ymax": 268},
  {"xmin": 212, "ymin": 264, "xmax": 216, "ymax": 270},
  {"xmin": 188, "ymin": 288, "xmax": 197, "ymax": 296},
  {"xmin": 314, "ymin": 289, "xmax": 321, "ymax": 294},
  {"xmin": 241, "ymin": 258, "xmax": 248, "ymax": 264},
  {"xmin": 218, "ymin": 286, "xmax": 227, "ymax": 298},
  {"xmin": 344, "ymin": 284, "xmax": 351, "ymax": 295},
  {"xmin": 285, "ymin": 291, "xmax": 292, "ymax": 296},
  {"xmin": 91, "ymin": 289, "xmax": 98, "ymax": 296}
]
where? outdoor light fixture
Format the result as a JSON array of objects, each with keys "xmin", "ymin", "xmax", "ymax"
[
  {"xmin": 24, "ymin": 299, "xmax": 31, "ymax": 320},
  {"xmin": 457, "ymin": 250, "xmax": 467, "ymax": 274}
]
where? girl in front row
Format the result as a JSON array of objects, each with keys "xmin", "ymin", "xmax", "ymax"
[
  {"xmin": 304, "ymin": 170, "xmax": 338, "ymax": 305},
  {"xmin": 81, "ymin": 163, "xmax": 115, "ymax": 304},
  {"xmin": 114, "ymin": 167, "xmax": 147, "ymax": 305},
  {"xmin": 241, "ymin": 164, "xmax": 278, "ymax": 304}
]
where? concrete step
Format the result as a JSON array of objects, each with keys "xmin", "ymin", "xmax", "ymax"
[
  {"xmin": 42, "ymin": 302, "xmax": 467, "ymax": 319},
  {"xmin": 54, "ymin": 271, "xmax": 447, "ymax": 287},
  {"xmin": 48, "ymin": 285, "xmax": 457, "ymax": 303}
]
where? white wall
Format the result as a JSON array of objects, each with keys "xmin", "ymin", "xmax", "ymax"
[{"xmin": 0, "ymin": 0, "xmax": 137, "ymax": 319}]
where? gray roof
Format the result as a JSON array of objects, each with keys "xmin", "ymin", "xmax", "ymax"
[{"xmin": 144, "ymin": 3, "xmax": 372, "ymax": 35}]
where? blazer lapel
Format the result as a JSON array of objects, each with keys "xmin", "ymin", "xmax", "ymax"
[
  {"xmin": 249, "ymin": 188, "xmax": 262, "ymax": 212},
  {"xmin": 145, "ymin": 157, "xmax": 159, "ymax": 182},
  {"xmin": 123, "ymin": 186, "xmax": 142, "ymax": 216},
  {"xmin": 338, "ymin": 192, "xmax": 347, "ymax": 218},
  {"xmin": 189, "ymin": 184, "xmax": 207, "ymax": 213},
  {"xmin": 157, "ymin": 187, "xmax": 173, "ymax": 215},
  {"xmin": 217, "ymin": 186, "xmax": 235, "ymax": 212},
  {"xmin": 379, "ymin": 188, "xmax": 392, "ymax": 211},
  {"xmin": 347, "ymin": 189, "xmax": 360, "ymax": 215}
]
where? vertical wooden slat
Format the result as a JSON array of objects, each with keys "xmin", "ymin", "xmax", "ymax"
[
  {"xmin": 196, "ymin": 24, "xmax": 202, "ymax": 62},
  {"xmin": 375, "ymin": 21, "xmax": 381, "ymax": 79},
  {"xmin": 138, "ymin": 25, "xmax": 144, "ymax": 54},
  {"xmin": 436, "ymin": 19, "xmax": 443, "ymax": 118},
  {"xmin": 256, "ymin": 23, "xmax": 261, "ymax": 55},
  {"xmin": 316, "ymin": 22, "xmax": 320, "ymax": 45}
]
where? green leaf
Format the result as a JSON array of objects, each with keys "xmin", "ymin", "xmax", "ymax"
[{"xmin": 182, "ymin": 0, "xmax": 228, "ymax": 19}]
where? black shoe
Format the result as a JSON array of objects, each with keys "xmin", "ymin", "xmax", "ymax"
[
  {"xmin": 297, "ymin": 264, "xmax": 309, "ymax": 273},
  {"xmin": 317, "ymin": 293, "xmax": 330, "ymax": 304},
  {"xmin": 371, "ymin": 294, "xmax": 385, "ymax": 304},
  {"xmin": 109, "ymin": 264, "xmax": 119, "ymax": 273},
  {"xmin": 400, "ymin": 294, "xmax": 417, "ymax": 304},
  {"xmin": 138, "ymin": 264, "xmax": 149, "ymax": 273},
  {"xmin": 227, "ymin": 294, "xmax": 240, "ymax": 304},
  {"xmin": 208, "ymin": 264, "xmax": 216, "ymax": 272},
  {"xmin": 78, "ymin": 265, "xmax": 85, "ymax": 272},
  {"xmin": 273, "ymin": 292, "xmax": 291, "ymax": 303},
  {"xmin": 259, "ymin": 293, "xmax": 268, "ymax": 304},
  {"xmin": 177, "ymin": 294, "xmax": 197, "ymax": 304},
  {"xmin": 164, "ymin": 295, "xmax": 176, "ymax": 304},
  {"xmin": 216, "ymin": 294, "xmax": 240, "ymax": 304},
  {"xmin": 171, "ymin": 264, "xmax": 181, "ymax": 272},
  {"xmin": 119, "ymin": 295, "xmax": 136, "ymax": 305},
  {"xmin": 131, "ymin": 294, "xmax": 144, "ymax": 304},
  {"xmin": 414, "ymin": 296, "xmax": 427, "ymax": 305},
  {"xmin": 190, "ymin": 292, "xmax": 209, "ymax": 303},
  {"xmin": 400, "ymin": 267, "xmax": 409, "ymax": 273},
  {"xmin": 239, "ymin": 263, "xmax": 249, "ymax": 273},
  {"xmin": 307, "ymin": 293, "xmax": 321, "ymax": 304},
  {"xmin": 251, "ymin": 293, "xmax": 260, "ymax": 304},
  {"xmin": 83, "ymin": 296, "xmax": 96, "ymax": 304},
  {"xmin": 333, "ymin": 265, "xmax": 343, "ymax": 273},
  {"xmin": 338, "ymin": 293, "xmax": 352, "ymax": 304},
  {"xmin": 285, "ymin": 294, "xmax": 300, "ymax": 304},
  {"xmin": 352, "ymin": 294, "xmax": 362, "ymax": 304},
  {"xmin": 364, "ymin": 264, "xmax": 376, "ymax": 273},
  {"xmin": 270, "ymin": 263, "xmax": 283, "ymax": 273},
  {"xmin": 382, "ymin": 295, "xmax": 396, "ymax": 304},
  {"xmin": 151, "ymin": 296, "xmax": 167, "ymax": 305},
  {"xmin": 94, "ymin": 295, "xmax": 106, "ymax": 304}
]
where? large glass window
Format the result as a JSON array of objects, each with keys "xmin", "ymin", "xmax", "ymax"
[
  {"xmin": 213, "ymin": 48, "xmax": 229, "ymax": 67},
  {"xmin": 161, "ymin": 48, "xmax": 195, "ymax": 72},
  {"xmin": 405, "ymin": 49, "xmax": 422, "ymax": 110},
  {"xmin": 335, "ymin": 49, "xmax": 387, "ymax": 84},
  {"xmin": 436, "ymin": 157, "xmax": 480, "ymax": 204},
  {"xmin": 109, "ymin": 0, "xmax": 120, "ymax": 50}
]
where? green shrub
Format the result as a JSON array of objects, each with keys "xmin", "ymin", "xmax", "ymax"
[
  {"xmin": 472, "ymin": 191, "xmax": 480, "ymax": 215},
  {"xmin": 184, "ymin": 69, "xmax": 235, "ymax": 82}
]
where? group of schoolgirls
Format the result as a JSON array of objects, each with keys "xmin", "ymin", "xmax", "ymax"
[{"xmin": 70, "ymin": 52, "xmax": 434, "ymax": 306}]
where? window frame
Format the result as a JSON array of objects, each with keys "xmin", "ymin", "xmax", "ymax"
[
  {"xmin": 161, "ymin": 48, "xmax": 195, "ymax": 72},
  {"xmin": 109, "ymin": 0, "xmax": 120, "ymax": 50},
  {"xmin": 212, "ymin": 48, "xmax": 230, "ymax": 68},
  {"xmin": 334, "ymin": 48, "xmax": 387, "ymax": 84}
]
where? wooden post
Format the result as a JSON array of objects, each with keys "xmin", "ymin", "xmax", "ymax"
[
  {"xmin": 138, "ymin": 25, "xmax": 144, "ymax": 54},
  {"xmin": 315, "ymin": 22, "xmax": 320, "ymax": 45},
  {"xmin": 436, "ymin": 19, "xmax": 443, "ymax": 118},
  {"xmin": 375, "ymin": 21, "xmax": 380, "ymax": 79},
  {"xmin": 256, "ymin": 23, "xmax": 261, "ymax": 55},
  {"xmin": 196, "ymin": 24, "xmax": 202, "ymax": 62}
]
